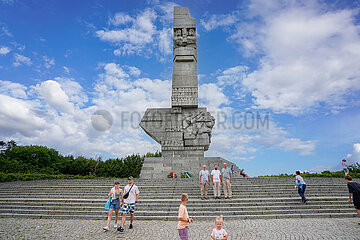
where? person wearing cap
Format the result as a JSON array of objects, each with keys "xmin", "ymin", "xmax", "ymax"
[
  {"xmin": 103, "ymin": 181, "xmax": 123, "ymax": 231},
  {"xmin": 117, "ymin": 176, "xmax": 140, "ymax": 232}
]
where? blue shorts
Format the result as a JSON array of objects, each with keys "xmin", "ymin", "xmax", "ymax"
[
  {"xmin": 110, "ymin": 199, "xmax": 121, "ymax": 210},
  {"xmin": 122, "ymin": 203, "xmax": 136, "ymax": 214}
]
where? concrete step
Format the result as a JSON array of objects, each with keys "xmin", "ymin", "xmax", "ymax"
[{"xmin": 0, "ymin": 212, "xmax": 357, "ymax": 220}]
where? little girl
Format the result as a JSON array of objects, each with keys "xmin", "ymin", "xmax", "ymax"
[{"xmin": 211, "ymin": 215, "xmax": 227, "ymax": 240}]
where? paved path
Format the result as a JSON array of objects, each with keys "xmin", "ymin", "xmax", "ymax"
[{"xmin": 0, "ymin": 218, "xmax": 359, "ymax": 239}]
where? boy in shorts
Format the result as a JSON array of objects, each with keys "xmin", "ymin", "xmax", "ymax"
[
  {"xmin": 117, "ymin": 177, "xmax": 140, "ymax": 232},
  {"xmin": 178, "ymin": 193, "xmax": 193, "ymax": 240}
]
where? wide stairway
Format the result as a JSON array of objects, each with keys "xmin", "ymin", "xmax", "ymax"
[{"xmin": 0, "ymin": 177, "xmax": 358, "ymax": 220}]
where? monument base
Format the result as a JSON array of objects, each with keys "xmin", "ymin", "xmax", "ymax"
[{"xmin": 139, "ymin": 156, "xmax": 240, "ymax": 179}]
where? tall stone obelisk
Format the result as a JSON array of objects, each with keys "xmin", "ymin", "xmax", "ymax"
[{"xmin": 139, "ymin": 7, "xmax": 236, "ymax": 179}]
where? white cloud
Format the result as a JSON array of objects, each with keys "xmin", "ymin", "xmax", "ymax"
[
  {"xmin": 199, "ymin": 83, "xmax": 230, "ymax": 111},
  {"xmin": 97, "ymin": 6, "xmax": 175, "ymax": 59},
  {"xmin": 127, "ymin": 66, "xmax": 141, "ymax": 76},
  {"xmin": 158, "ymin": 27, "xmax": 172, "ymax": 56},
  {"xmin": 13, "ymin": 53, "xmax": 32, "ymax": 67},
  {"xmin": 346, "ymin": 143, "xmax": 360, "ymax": 164},
  {"xmin": 108, "ymin": 12, "xmax": 134, "ymax": 26},
  {"xmin": 0, "ymin": 80, "xmax": 27, "ymax": 99},
  {"xmin": 43, "ymin": 56, "xmax": 55, "ymax": 69},
  {"xmin": 0, "ymin": 46, "xmax": 11, "ymax": 55},
  {"xmin": 97, "ymin": 8, "xmax": 157, "ymax": 56},
  {"xmin": 0, "ymin": 94, "xmax": 46, "ymax": 136},
  {"xmin": 54, "ymin": 77, "xmax": 88, "ymax": 106},
  {"xmin": 34, "ymin": 80, "xmax": 74, "ymax": 113},
  {"xmin": 201, "ymin": 13, "xmax": 238, "ymax": 31},
  {"xmin": 237, "ymin": 1, "xmax": 360, "ymax": 115}
]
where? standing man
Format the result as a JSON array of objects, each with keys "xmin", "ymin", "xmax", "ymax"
[
  {"xmin": 211, "ymin": 164, "xmax": 222, "ymax": 199},
  {"xmin": 222, "ymin": 163, "xmax": 232, "ymax": 199},
  {"xmin": 345, "ymin": 173, "xmax": 360, "ymax": 225},
  {"xmin": 199, "ymin": 165, "xmax": 210, "ymax": 200},
  {"xmin": 117, "ymin": 176, "xmax": 140, "ymax": 232},
  {"xmin": 295, "ymin": 171, "xmax": 307, "ymax": 203}
]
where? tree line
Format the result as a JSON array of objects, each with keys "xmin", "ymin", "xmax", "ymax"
[{"xmin": 0, "ymin": 140, "xmax": 161, "ymax": 182}]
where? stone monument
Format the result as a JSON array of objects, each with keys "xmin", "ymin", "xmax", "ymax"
[{"xmin": 139, "ymin": 7, "xmax": 238, "ymax": 179}]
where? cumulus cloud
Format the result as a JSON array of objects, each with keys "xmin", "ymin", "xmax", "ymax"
[
  {"xmin": 13, "ymin": 53, "xmax": 32, "ymax": 67},
  {"xmin": 34, "ymin": 80, "xmax": 74, "ymax": 113},
  {"xmin": 97, "ymin": 9, "xmax": 157, "ymax": 55},
  {"xmin": 240, "ymin": 3, "xmax": 360, "ymax": 115},
  {"xmin": 0, "ymin": 94, "xmax": 46, "ymax": 136},
  {"xmin": 0, "ymin": 80, "xmax": 27, "ymax": 99},
  {"xmin": 97, "ymin": 6, "xmax": 175, "ymax": 60},
  {"xmin": 346, "ymin": 143, "xmax": 360, "ymax": 164},
  {"xmin": 0, "ymin": 46, "xmax": 11, "ymax": 55},
  {"xmin": 199, "ymin": 83, "xmax": 229, "ymax": 111},
  {"xmin": 202, "ymin": 0, "xmax": 360, "ymax": 115}
]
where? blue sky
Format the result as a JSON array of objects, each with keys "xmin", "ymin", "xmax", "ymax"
[{"xmin": 1, "ymin": 0, "xmax": 360, "ymax": 176}]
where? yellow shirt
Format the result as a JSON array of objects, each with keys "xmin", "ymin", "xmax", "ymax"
[{"xmin": 177, "ymin": 204, "xmax": 189, "ymax": 229}]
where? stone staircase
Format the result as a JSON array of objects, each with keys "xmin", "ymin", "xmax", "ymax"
[{"xmin": 0, "ymin": 176, "xmax": 359, "ymax": 220}]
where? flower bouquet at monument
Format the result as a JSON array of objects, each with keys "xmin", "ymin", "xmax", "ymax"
[
  {"xmin": 181, "ymin": 171, "xmax": 191, "ymax": 178},
  {"xmin": 168, "ymin": 171, "xmax": 177, "ymax": 178}
]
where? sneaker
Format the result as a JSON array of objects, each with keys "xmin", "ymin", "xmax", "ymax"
[
  {"xmin": 201, "ymin": 197, "xmax": 204, "ymax": 200},
  {"xmin": 229, "ymin": 197, "xmax": 232, "ymax": 200},
  {"xmin": 358, "ymin": 223, "xmax": 360, "ymax": 225},
  {"xmin": 129, "ymin": 224, "xmax": 133, "ymax": 229},
  {"xmin": 117, "ymin": 226, "xmax": 124, "ymax": 232},
  {"xmin": 224, "ymin": 197, "xmax": 228, "ymax": 199},
  {"xmin": 303, "ymin": 199, "xmax": 307, "ymax": 203},
  {"xmin": 103, "ymin": 226, "xmax": 109, "ymax": 231},
  {"xmin": 114, "ymin": 224, "xmax": 117, "ymax": 228}
]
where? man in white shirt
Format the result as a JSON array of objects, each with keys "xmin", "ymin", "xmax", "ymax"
[
  {"xmin": 117, "ymin": 176, "xmax": 140, "ymax": 232},
  {"xmin": 199, "ymin": 165, "xmax": 210, "ymax": 200},
  {"xmin": 211, "ymin": 164, "xmax": 222, "ymax": 199}
]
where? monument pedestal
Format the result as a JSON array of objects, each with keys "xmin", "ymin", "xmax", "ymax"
[{"xmin": 140, "ymin": 156, "xmax": 240, "ymax": 179}]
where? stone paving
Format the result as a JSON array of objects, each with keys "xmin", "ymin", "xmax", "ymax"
[{"xmin": 0, "ymin": 218, "xmax": 360, "ymax": 239}]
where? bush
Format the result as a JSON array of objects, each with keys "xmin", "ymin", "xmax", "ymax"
[{"xmin": 0, "ymin": 140, "xmax": 150, "ymax": 182}]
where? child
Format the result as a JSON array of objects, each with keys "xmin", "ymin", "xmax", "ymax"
[
  {"xmin": 344, "ymin": 173, "xmax": 360, "ymax": 225},
  {"xmin": 211, "ymin": 215, "xmax": 227, "ymax": 240},
  {"xmin": 230, "ymin": 165, "xmax": 236, "ymax": 174},
  {"xmin": 178, "ymin": 193, "xmax": 193, "ymax": 240}
]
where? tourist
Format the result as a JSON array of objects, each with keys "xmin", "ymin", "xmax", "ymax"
[
  {"xmin": 199, "ymin": 165, "xmax": 210, "ymax": 200},
  {"xmin": 211, "ymin": 164, "xmax": 222, "ymax": 199},
  {"xmin": 211, "ymin": 215, "xmax": 227, "ymax": 240},
  {"xmin": 240, "ymin": 169, "xmax": 248, "ymax": 178},
  {"xmin": 344, "ymin": 172, "xmax": 360, "ymax": 225},
  {"xmin": 222, "ymin": 163, "xmax": 232, "ymax": 199},
  {"xmin": 117, "ymin": 176, "xmax": 140, "ymax": 232},
  {"xmin": 178, "ymin": 193, "xmax": 194, "ymax": 240},
  {"xmin": 230, "ymin": 165, "xmax": 236, "ymax": 174},
  {"xmin": 103, "ymin": 182, "xmax": 123, "ymax": 231},
  {"xmin": 295, "ymin": 171, "xmax": 307, "ymax": 203}
]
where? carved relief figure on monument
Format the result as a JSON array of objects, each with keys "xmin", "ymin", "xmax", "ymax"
[{"xmin": 173, "ymin": 28, "xmax": 196, "ymax": 49}]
